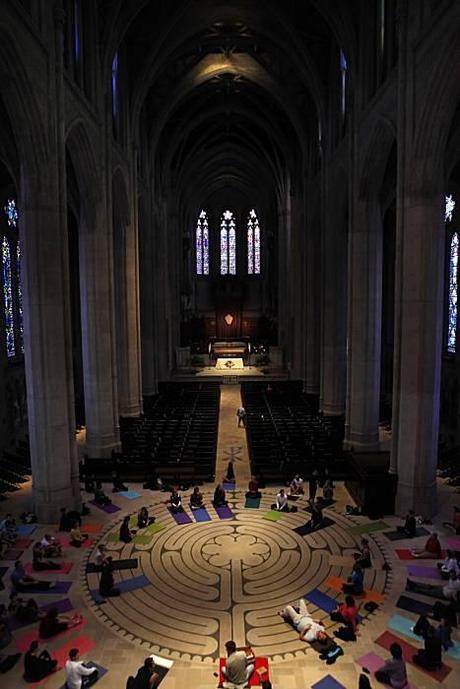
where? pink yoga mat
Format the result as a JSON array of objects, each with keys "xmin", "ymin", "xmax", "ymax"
[
  {"xmin": 356, "ymin": 653, "xmax": 415, "ymax": 689},
  {"xmin": 15, "ymin": 618, "xmax": 87, "ymax": 652},
  {"xmin": 446, "ymin": 537, "xmax": 460, "ymax": 549},
  {"xmin": 24, "ymin": 562, "xmax": 73, "ymax": 575}
]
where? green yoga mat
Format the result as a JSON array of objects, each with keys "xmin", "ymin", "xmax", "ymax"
[
  {"xmin": 133, "ymin": 524, "xmax": 165, "ymax": 545},
  {"xmin": 348, "ymin": 520, "xmax": 390, "ymax": 535},
  {"xmin": 245, "ymin": 497, "xmax": 261, "ymax": 509},
  {"xmin": 106, "ymin": 532, "xmax": 120, "ymax": 543},
  {"xmin": 263, "ymin": 510, "xmax": 285, "ymax": 522}
]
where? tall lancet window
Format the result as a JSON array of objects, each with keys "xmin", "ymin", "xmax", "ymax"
[
  {"xmin": 196, "ymin": 209, "xmax": 209, "ymax": 275},
  {"xmin": 16, "ymin": 240, "xmax": 24, "ymax": 352},
  {"xmin": 247, "ymin": 209, "xmax": 261, "ymax": 274},
  {"xmin": 446, "ymin": 194, "xmax": 457, "ymax": 354},
  {"xmin": 340, "ymin": 49, "xmax": 347, "ymax": 120},
  {"xmin": 2, "ymin": 236, "xmax": 15, "ymax": 357},
  {"xmin": 220, "ymin": 209, "xmax": 236, "ymax": 275}
]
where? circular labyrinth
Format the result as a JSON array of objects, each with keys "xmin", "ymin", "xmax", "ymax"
[{"xmin": 84, "ymin": 491, "xmax": 390, "ymax": 662}]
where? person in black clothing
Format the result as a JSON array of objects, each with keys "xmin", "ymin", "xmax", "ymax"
[
  {"xmin": 213, "ymin": 483, "xmax": 227, "ymax": 507},
  {"xmin": 307, "ymin": 500, "xmax": 324, "ymax": 530},
  {"xmin": 59, "ymin": 507, "xmax": 82, "ymax": 531},
  {"xmin": 32, "ymin": 543, "xmax": 61, "ymax": 572},
  {"xmin": 112, "ymin": 471, "xmax": 128, "ymax": 493},
  {"xmin": 224, "ymin": 461, "xmax": 235, "ymax": 483},
  {"xmin": 413, "ymin": 625, "xmax": 443, "ymax": 670},
  {"xmin": 433, "ymin": 592, "xmax": 459, "ymax": 628},
  {"xmin": 120, "ymin": 516, "xmax": 135, "ymax": 543},
  {"xmin": 131, "ymin": 657, "xmax": 160, "ymax": 689},
  {"xmin": 308, "ymin": 471, "xmax": 319, "ymax": 501},
  {"xmin": 24, "ymin": 640, "xmax": 57, "ymax": 681},
  {"xmin": 137, "ymin": 507, "xmax": 155, "ymax": 528},
  {"xmin": 169, "ymin": 490, "xmax": 183, "ymax": 513},
  {"xmin": 99, "ymin": 559, "xmax": 120, "ymax": 597},
  {"xmin": 397, "ymin": 509, "xmax": 417, "ymax": 538},
  {"xmin": 39, "ymin": 607, "xmax": 82, "ymax": 639}
]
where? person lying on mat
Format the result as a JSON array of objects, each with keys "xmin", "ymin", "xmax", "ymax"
[
  {"xmin": 10, "ymin": 560, "xmax": 56, "ymax": 592},
  {"xmin": 32, "ymin": 542, "xmax": 62, "ymax": 571},
  {"xmin": 131, "ymin": 656, "xmax": 160, "ymax": 689},
  {"xmin": 246, "ymin": 477, "xmax": 261, "ymax": 499},
  {"xmin": 99, "ymin": 558, "xmax": 120, "ymax": 597},
  {"xmin": 443, "ymin": 506, "xmax": 460, "ymax": 535},
  {"xmin": 355, "ymin": 538, "xmax": 372, "ymax": 569},
  {"xmin": 279, "ymin": 599, "xmax": 328, "ymax": 643},
  {"xmin": 396, "ymin": 509, "xmax": 417, "ymax": 538},
  {"xmin": 137, "ymin": 506, "xmax": 155, "ymax": 528},
  {"xmin": 407, "ymin": 569, "xmax": 460, "ymax": 600},
  {"xmin": 276, "ymin": 488, "xmax": 289, "ymax": 512},
  {"xmin": 39, "ymin": 607, "xmax": 83, "ymax": 639},
  {"xmin": 189, "ymin": 487, "xmax": 204, "ymax": 510},
  {"xmin": 169, "ymin": 490, "xmax": 183, "ymax": 513},
  {"xmin": 289, "ymin": 474, "xmax": 304, "ymax": 496},
  {"xmin": 342, "ymin": 562, "xmax": 364, "ymax": 596},
  {"xmin": 330, "ymin": 595, "xmax": 359, "ymax": 638},
  {"xmin": 70, "ymin": 523, "xmax": 89, "ymax": 548},
  {"xmin": 374, "ymin": 642, "xmax": 408, "ymax": 688},
  {"xmin": 64, "ymin": 647, "xmax": 98, "ymax": 689},
  {"xmin": 306, "ymin": 499, "xmax": 324, "ymax": 530},
  {"xmin": 120, "ymin": 516, "xmax": 136, "ymax": 543},
  {"xmin": 437, "ymin": 549, "xmax": 460, "ymax": 578},
  {"xmin": 411, "ymin": 532, "xmax": 441, "ymax": 559},
  {"xmin": 213, "ymin": 484, "xmax": 227, "ymax": 507},
  {"xmin": 24, "ymin": 640, "xmax": 58, "ymax": 681},
  {"xmin": 221, "ymin": 640, "xmax": 255, "ymax": 686},
  {"xmin": 412, "ymin": 624, "xmax": 443, "ymax": 671},
  {"xmin": 40, "ymin": 533, "xmax": 62, "ymax": 558}
]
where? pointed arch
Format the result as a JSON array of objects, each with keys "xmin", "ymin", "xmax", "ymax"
[
  {"xmin": 195, "ymin": 209, "xmax": 209, "ymax": 275},
  {"xmin": 247, "ymin": 208, "xmax": 261, "ymax": 275}
]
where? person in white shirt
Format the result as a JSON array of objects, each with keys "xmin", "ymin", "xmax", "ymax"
[
  {"xmin": 407, "ymin": 570, "xmax": 460, "ymax": 600},
  {"xmin": 64, "ymin": 648, "xmax": 98, "ymax": 689},
  {"xmin": 279, "ymin": 599, "xmax": 328, "ymax": 642},
  {"xmin": 437, "ymin": 550, "xmax": 460, "ymax": 579},
  {"xmin": 289, "ymin": 475, "xmax": 304, "ymax": 495},
  {"xmin": 276, "ymin": 489, "xmax": 289, "ymax": 512}
]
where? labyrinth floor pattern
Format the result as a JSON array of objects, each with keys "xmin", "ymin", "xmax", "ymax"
[{"xmin": 84, "ymin": 490, "xmax": 389, "ymax": 663}]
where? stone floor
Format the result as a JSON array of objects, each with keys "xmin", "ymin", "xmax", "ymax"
[{"xmin": 0, "ymin": 385, "xmax": 459, "ymax": 689}]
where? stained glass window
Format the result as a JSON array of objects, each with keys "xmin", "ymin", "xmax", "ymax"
[
  {"xmin": 445, "ymin": 194, "xmax": 455, "ymax": 223},
  {"xmin": 4, "ymin": 199, "xmax": 18, "ymax": 227},
  {"xmin": 16, "ymin": 241, "xmax": 24, "ymax": 353},
  {"xmin": 196, "ymin": 210, "xmax": 209, "ymax": 275},
  {"xmin": 247, "ymin": 209, "xmax": 261, "ymax": 274},
  {"xmin": 448, "ymin": 232, "xmax": 458, "ymax": 354},
  {"xmin": 220, "ymin": 209, "xmax": 236, "ymax": 275},
  {"xmin": 111, "ymin": 52, "xmax": 118, "ymax": 119},
  {"xmin": 340, "ymin": 49, "xmax": 347, "ymax": 118},
  {"xmin": 2, "ymin": 236, "xmax": 15, "ymax": 357}
]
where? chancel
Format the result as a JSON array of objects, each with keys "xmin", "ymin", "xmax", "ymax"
[{"xmin": 0, "ymin": 2, "xmax": 460, "ymax": 689}]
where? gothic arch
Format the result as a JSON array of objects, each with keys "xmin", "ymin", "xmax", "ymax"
[
  {"xmin": 65, "ymin": 121, "xmax": 101, "ymax": 220},
  {"xmin": 358, "ymin": 117, "xmax": 396, "ymax": 202}
]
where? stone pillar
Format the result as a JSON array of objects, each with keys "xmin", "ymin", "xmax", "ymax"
[
  {"xmin": 320, "ymin": 190, "xmax": 347, "ymax": 415},
  {"xmin": 393, "ymin": 191, "xmax": 444, "ymax": 516},
  {"xmin": 79, "ymin": 198, "xmax": 120, "ymax": 457},
  {"xmin": 289, "ymin": 192, "xmax": 306, "ymax": 379},
  {"xmin": 277, "ymin": 199, "xmax": 290, "ymax": 367},
  {"xmin": 345, "ymin": 201, "xmax": 382, "ymax": 448},
  {"xmin": 305, "ymin": 196, "xmax": 321, "ymax": 394},
  {"xmin": 139, "ymin": 195, "xmax": 157, "ymax": 395}
]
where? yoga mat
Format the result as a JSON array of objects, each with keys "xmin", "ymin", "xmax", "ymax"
[
  {"xmin": 119, "ymin": 490, "xmax": 141, "ymax": 500},
  {"xmin": 304, "ymin": 589, "xmax": 338, "ymax": 614},
  {"xmin": 86, "ymin": 558, "xmax": 139, "ymax": 573},
  {"xmin": 294, "ymin": 517, "xmax": 335, "ymax": 536},
  {"xmin": 446, "ymin": 536, "xmax": 460, "ymax": 549},
  {"xmin": 324, "ymin": 576, "xmax": 385, "ymax": 604},
  {"xmin": 263, "ymin": 509, "xmax": 285, "ymax": 522},
  {"xmin": 144, "ymin": 522, "xmax": 166, "ymax": 535},
  {"xmin": 384, "ymin": 527, "xmax": 429, "ymax": 541},
  {"xmin": 311, "ymin": 676, "xmax": 346, "ymax": 689},
  {"xmin": 215, "ymin": 505, "xmax": 234, "ymax": 519},
  {"xmin": 82, "ymin": 523, "xmax": 102, "ymax": 534},
  {"xmin": 396, "ymin": 548, "xmax": 446, "ymax": 560},
  {"xmin": 192, "ymin": 507, "xmax": 212, "ymax": 522},
  {"xmin": 218, "ymin": 657, "xmax": 269, "ymax": 687},
  {"xmin": 376, "ymin": 630, "xmax": 452, "ymax": 681},
  {"xmin": 117, "ymin": 573, "xmax": 151, "ymax": 593},
  {"xmin": 388, "ymin": 614, "xmax": 423, "ymax": 642},
  {"xmin": 23, "ymin": 581, "xmax": 72, "ymax": 594},
  {"xmin": 407, "ymin": 565, "xmax": 442, "ymax": 579},
  {"xmin": 244, "ymin": 497, "xmax": 261, "ymax": 508},
  {"xmin": 105, "ymin": 532, "xmax": 121, "ymax": 543},
  {"xmin": 3, "ymin": 548, "xmax": 23, "ymax": 560},
  {"xmin": 168, "ymin": 508, "xmax": 192, "ymax": 524},
  {"xmin": 24, "ymin": 562, "xmax": 73, "ymax": 575},
  {"xmin": 356, "ymin": 652, "xmax": 416, "ymax": 689},
  {"xmin": 15, "ymin": 618, "xmax": 87, "ymax": 652},
  {"xmin": 60, "ymin": 537, "xmax": 93, "ymax": 549},
  {"xmin": 223, "ymin": 482, "xmax": 236, "ymax": 491},
  {"xmin": 90, "ymin": 590, "xmax": 106, "ymax": 605},
  {"xmin": 50, "ymin": 634, "xmax": 97, "ymax": 669},
  {"xmin": 89, "ymin": 499, "xmax": 121, "ymax": 513},
  {"xmin": 17, "ymin": 524, "xmax": 36, "ymax": 536},
  {"xmin": 9, "ymin": 598, "xmax": 74, "ymax": 631},
  {"xmin": 396, "ymin": 594, "xmax": 433, "ymax": 616},
  {"xmin": 58, "ymin": 662, "xmax": 108, "ymax": 689},
  {"xmin": 347, "ymin": 520, "xmax": 390, "ymax": 535},
  {"xmin": 132, "ymin": 534, "xmax": 154, "ymax": 545},
  {"xmin": 13, "ymin": 537, "xmax": 33, "ymax": 549}
]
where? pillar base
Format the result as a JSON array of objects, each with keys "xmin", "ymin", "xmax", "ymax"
[
  {"xmin": 34, "ymin": 486, "xmax": 81, "ymax": 523},
  {"xmin": 344, "ymin": 430, "xmax": 380, "ymax": 451},
  {"xmin": 321, "ymin": 403, "xmax": 345, "ymax": 416},
  {"xmin": 86, "ymin": 435, "xmax": 121, "ymax": 458},
  {"xmin": 395, "ymin": 479, "xmax": 437, "ymax": 518},
  {"xmin": 119, "ymin": 401, "xmax": 143, "ymax": 418}
]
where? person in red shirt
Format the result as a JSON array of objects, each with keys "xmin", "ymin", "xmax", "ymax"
[
  {"xmin": 330, "ymin": 595, "xmax": 359, "ymax": 639},
  {"xmin": 411, "ymin": 532, "xmax": 442, "ymax": 559}
]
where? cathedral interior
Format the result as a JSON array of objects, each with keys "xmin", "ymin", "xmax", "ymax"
[{"xmin": 1, "ymin": 1, "xmax": 460, "ymax": 688}]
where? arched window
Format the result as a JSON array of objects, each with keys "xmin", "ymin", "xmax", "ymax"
[
  {"xmin": 2, "ymin": 236, "xmax": 15, "ymax": 357},
  {"xmin": 340, "ymin": 49, "xmax": 347, "ymax": 120},
  {"xmin": 446, "ymin": 194, "xmax": 457, "ymax": 354},
  {"xmin": 16, "ymin": 240, "xmax": 24, "ymax": 352},
  {"xmin": 196, "ymin": 209, "xmax": 209, "ymax": 275},
  {"xmin": 247, "ymin": 209, "xmax": 261, "ymax": 274},
  {"xmin": 220, "ymin": 209, "xmax": 236, "ymax": 275}
]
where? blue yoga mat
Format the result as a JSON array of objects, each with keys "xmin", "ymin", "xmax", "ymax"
[
  {"xmin": 192, "ymin": 507, "xmax": 211, "ymax": 522},
  {"xmin": 16, "ymin": 524, "xmax": 36, "ymax": 536},
  {"xmin": 396, "ymin": 595, "xmax": 432, "ymax": 616},
  {"xmin": 388, "ymin": 614, "xmax": 422, "ymax": 642},
  {"xmin": 223, "ymin": 482, "xmax": 236, "ymax": 491},
  {"xmin": 59, "ymin": 662, "xmax": 107, "ymax": 689},
  {"xmin": 312, "ymin": 675, "xmax": 346, "ymax": 689},
  {"xmin": 117, "ymin": 574, "xmax": 151, "ymax": 593},
  {"xmin": 119, "ymin": 490, "xmax": 141, "ymax": 500},
  {"xmin": 304, "ymin": 589, "xmax": 338, "ymax": 614}
]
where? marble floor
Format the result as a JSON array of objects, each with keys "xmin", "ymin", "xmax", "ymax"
[{"xmin": 0, "ymin": 386, "xmax": 459, "ymax": 689}]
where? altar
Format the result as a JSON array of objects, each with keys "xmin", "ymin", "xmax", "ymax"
[
  {"xmin": 215, "ymin": 357, "xmax": 245, "ymax": 370},
  {"xmin": 211, "ymin": 340, "xmax": 248, "ymax": 359}
]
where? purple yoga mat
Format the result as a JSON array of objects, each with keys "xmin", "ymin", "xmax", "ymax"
[
  {"xmin": 9, "ymin": 598, "xmax": 74, "ymax": 630},
  {"xmin": 23, "ymin": 581, "xmax": 72, "ymax": 594},
  {"xmin": 223, "ymin": 482, "xmax": 236, "ymax": 491},
  {"xmin": 356, "ymin": 652, "xmax": 415, "ymax": 688},
  {"xmin": 407, "ymin": 565, "xmax": 442, "ymax": 579},
  {"xmin": 215, "ymin": 505, "xmax": 234, "ymax": 519},
  {"xmin": 168, "ymin": 507, "xmax": 192, "ymax": 524},
  {"xmin": 89, "ymin": 499, "xmax": 121, "ymax": 513}
]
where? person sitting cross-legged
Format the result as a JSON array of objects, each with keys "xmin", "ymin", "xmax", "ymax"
[
  {"xmin": 437, "ymin": 550, "xmax": 460, "ymax": 579},
  {"xmin": 32, "ymin": 543, "xmax": 61, "ymax": 571},
  {"xmin": 169, "ymin": 490, "xmax": 183, "ymax": 513},
  {"xmin": 279, "ymin": 599, "xmax": 328, "ymax": 643},
  {"xmin": 374, "ymin": 642, "xmax": 408, "ymax": 688},
  {"xmin": 70, "ymin": 523, "xmax": 89, "ymax": 548},
  {"xmin": 411, "ymin": 532, "xmax": 442, "ymax": 559},
  {"xmin": 342, "ymin": 562, "xmax": 364, "ymax": 596},
  {"xmin": 412, "ymin": 624, "xmax": 443, "ymax": 671},
  {"xmin": 40, "ymin": 534, "xmax": 62, "ymax": 558},
  {"xmin": 23, "ymin": 640, "xmax": 58, "ymax": 682},
  {"xmin": 330, "ymin": 595, "xmax": 359, "ymax": 641},
  {"xmin": 407, "ymin": 569, "xmax": 460, "ymax": 601},
  {"xmin": 137, "ymin": 506, "xmax": 155, "ymax": 528},
  {"xmin": 39, "ymin": 607, "xmax": 82, "ymax": 639},
  {"xmin": 10, "ymin": 560, "xmax": 56, "ymax": 592},
  {"xmin": 213, "ymin": 484, "xmax": 227, "ymax": 507},
  {"xmin": 245, "ymin": 477, "xmax": 261, "ymax": 499},
  {"xmin": 120, "ymin": 516, "xmax": 136, "ymax": 544},
  {"xmin": 397, "ymin": 509, "xmax": 417, "ymax": 538},
  {"xmin": 129, "ymin": 657, "xmax": 160, "ymax": 689},
  {"xmin": 275, "ymin": 488, "xmax": 289, "ymax": 512},
  {"xmin": 221, "ymin": 640, "xmax": 254, "ymax": 688},
  {"xmin": 64, "ymin": 647, "xmax": 98, "ymax": 689},
  {"xmin": 189, "ymin": 486, "xmax": 204, "ymax": 510}
]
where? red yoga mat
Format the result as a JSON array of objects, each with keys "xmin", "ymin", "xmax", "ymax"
[
  {"xmin": 375, "ymin": 630, "xmax": 451, "ymax": 682},
  {"xmin": 395, "ymin": 549, "xmax": 446, "ymax": 561},
  {"xmin": 15, "ymin": 618, "xmax": 87, "ymax": 652},
  {"xmin": 218, "ymin": 657, "xmax": 270, "ymax": 686},
  {"xmin": 29, "ymin": 635, "xmax": 97, "ymax": 688}
]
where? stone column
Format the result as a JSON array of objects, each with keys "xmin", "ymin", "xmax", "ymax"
[
  {"xmin": 345, "ymin": 200, "xmax": 382, "ymax": 448},
  {"xmin": 305, "ymin": 194, "xmax": 321, "ymax": 394},
  {"xmin": 139, "ymin": 195, "xmax": 157, "ymax": 395},
  {"xmin": 277, "ymin": 199, "xmax": 290, "ymax": 366},
  {"xmin": 289, "ymin": 192, "xmax": 306, "ymax": 379},
  {"xmin": 393, "ymin": 191, "xmax": 444, "ymax": 516}
]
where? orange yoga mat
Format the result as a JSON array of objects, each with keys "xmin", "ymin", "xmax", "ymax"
[{"xmin": 324, "ymin": 575, "xmax": 385, "ymax": 604}]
